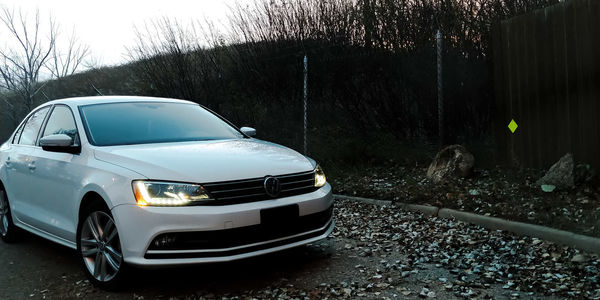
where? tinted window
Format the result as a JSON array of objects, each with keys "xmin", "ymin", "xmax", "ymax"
[
  {"xmin": 42, "ymin": 106, "xmax": 78, "ymax": 144},
  {"xmin": 18, "ymin": 106, "xmax": 50, "ymax": 146},
  {"xmin": 79, "ymin": 102, "xmax": 243, "ymax": 146}
]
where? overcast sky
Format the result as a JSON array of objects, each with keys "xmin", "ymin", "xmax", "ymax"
[{"xmin": 0, "ymin": 0, "xmax": 250, "ymax": 67}]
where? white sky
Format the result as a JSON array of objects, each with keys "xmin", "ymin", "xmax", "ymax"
[{"xmin": 0, "ymin": 0, "xmax": 251, "ymax": 66}]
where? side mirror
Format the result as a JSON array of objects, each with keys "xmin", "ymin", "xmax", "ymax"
[
  {"xmin": 240, "ymin": 127, "xmax": 256, "ymax": 137},
  {"xmin": 39, "ymin": 134, "xmax": 80, "ymax": 154}
]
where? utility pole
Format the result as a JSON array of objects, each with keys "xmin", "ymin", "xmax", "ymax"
[
  {"xmin": 436, "ymin": 29, "xmax": 444, "ymax": 147},
  {"xmin": 303, "ymin": 54, "xmax": 308, "ymax": 155}
]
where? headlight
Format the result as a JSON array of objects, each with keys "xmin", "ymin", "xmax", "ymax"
[
  {"xmin": 314, "ymin": 165, "xmax": 327, "ymax": 187},
  {"xmin": 133, "ymin": 181, "xmax": 212, "ymax": 207}
]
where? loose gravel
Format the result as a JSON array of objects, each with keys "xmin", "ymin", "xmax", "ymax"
[{"xmin": 3, "ymin": 198, "xmax": 599, "ymax": 299}]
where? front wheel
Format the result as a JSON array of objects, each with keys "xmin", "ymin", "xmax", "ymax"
[
  {"xmin": 77, "ymin": 206, "xmax": 127, "ymax": 290},
  {"xmin": 0, "ymin": 186, "xmax": 19, "ymax": 243}
]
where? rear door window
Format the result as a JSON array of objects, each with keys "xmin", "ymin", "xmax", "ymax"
[
  {"xmin": 18, "ymin": 106, "xmax": 51, "ymax": 146},
  {"xmin": 11, "ymin": 121, "xmax": 26, "ymax": 144}
]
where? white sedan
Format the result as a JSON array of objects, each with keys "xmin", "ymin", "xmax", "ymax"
[{"xmin": 0, "ymin": 96, "xmax": 333, "ymax": 289}]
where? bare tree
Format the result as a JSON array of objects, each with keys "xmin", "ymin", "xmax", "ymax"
[
  {"xmin": 127, "ymin": 17, "xmax": 223, "ymax": 105},
  {"xmin": 0, "ymin": 6, "xmax": 90, "ymax": 124},
  {"xmin": 46, "ymin": 27, "xmax": 90, "ymax": 78},
  {"xmin": 81, "ymin": 54, "xmax": 104, "ymax": 71},
  {"xmin": 0, "ymin": 7, "xmax": 56, "ymax": 116},
  {"xmin": 0, "ymin": 58, "xmax": 20, "ymax": 126}
]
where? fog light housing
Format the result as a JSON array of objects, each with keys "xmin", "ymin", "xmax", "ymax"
[{"xmin": 152, "ymin": 234, "xmax": 177, "ymax": 249}]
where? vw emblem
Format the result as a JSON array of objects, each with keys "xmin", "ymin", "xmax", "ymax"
[{"xmin": 264, "ymin": 176, "xmax": 281, "ymax": 198}]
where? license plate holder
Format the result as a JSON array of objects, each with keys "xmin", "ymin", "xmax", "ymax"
[{"xmin": 260, "ymin": 204, "xmax": 299, "ymax": 226}]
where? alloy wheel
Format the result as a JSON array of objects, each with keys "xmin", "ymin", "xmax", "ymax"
[{"xmin": 80, "ymin": 211, "xmax": 123, "ymax": 282}]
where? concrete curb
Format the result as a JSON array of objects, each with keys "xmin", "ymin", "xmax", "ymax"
[
  {"xmin": 333, "ymin": 195, "xmax": 392, "ymax": 207},
  {"xmin": 334, "ymin": 194, "xmax": 600, "ymax": 255},
  {"xmin": 334, "ymin": 194, "xmax": 441, "ymax": 216}
]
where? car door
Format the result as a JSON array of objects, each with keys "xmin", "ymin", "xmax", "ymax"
[
  {"xmin": 27, "ymin": 105, "xmax": 84, "ymax": 241},
  {"xmin": 7, "ymin": 106, "xmax": 51, "ymax": 227},
  {"xmin": 2, "ymin": 119, "xmax": 30, "ymax": 221}
]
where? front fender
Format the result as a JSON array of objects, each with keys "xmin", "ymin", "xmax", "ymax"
[{"xmin": 75, "ymin": 158, "xmax": 148, "ymax": 219}]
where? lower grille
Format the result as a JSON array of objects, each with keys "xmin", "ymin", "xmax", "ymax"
[
  {"xmin": 144, "ymin": 223, "xmax": 332, "ymax": 259},
  {"xmin": 145, "ymin": 205, "xmax": 333, "ymax": 259},
  {"xmin": 202, "ymin": 171, "xmax": 318, "ymax": 205}
]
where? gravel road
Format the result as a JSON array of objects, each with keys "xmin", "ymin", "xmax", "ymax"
[{"xmin": 1, "ymin": 198, "xmax": 599, "ymax": 299}]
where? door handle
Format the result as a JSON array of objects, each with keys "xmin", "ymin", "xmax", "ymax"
[
  {"xmin": 5, "ymin": 157, "xmax": 10, "ymax": 167},
  {"xmin": 28, "ymin": 162, "xmax": 36, "ymax": 170}
]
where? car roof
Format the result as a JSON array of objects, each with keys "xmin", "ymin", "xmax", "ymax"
[{"xmin": 40, "ymin": 96, "xmax": 197, "ymax": 108}]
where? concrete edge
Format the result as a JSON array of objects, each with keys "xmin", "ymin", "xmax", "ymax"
[
  {"xmin": 438, "ymin": 209, "xmax": 600, "ymax": 255},
  {"xmin": 334, "ymin": 194, "xmax": 440, "ymax": 216},
  {"xmin": 333, "ymin": 194, "xmax": 392, "ymax": 207},
  {"xmin": 333, "ymin": 194, "xmax": 600, "ymax": 255}
]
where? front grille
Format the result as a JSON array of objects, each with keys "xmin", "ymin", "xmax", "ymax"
[
  {"xmin": 145, "ymin": 205, "xmax": 333, "ymax": 258},
  {"xmin": 202, "ymin": 171, "xmax": 318, "ymax": 205}
]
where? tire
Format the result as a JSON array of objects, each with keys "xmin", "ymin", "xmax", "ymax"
[
  {"xmin": 76, "ymin": 202, "xmax": 127, "ymax": 290},
  {"xmin": 0, "ymin": 185, "xmax": 19, "ymax": 243}
]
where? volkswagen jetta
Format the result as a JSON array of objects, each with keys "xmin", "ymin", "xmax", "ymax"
[{"xmin": 0, "ymin": 96, "xmax": 333, "ymax": 289}]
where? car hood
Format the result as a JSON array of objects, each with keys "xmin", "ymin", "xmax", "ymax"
[{"xmin": 93, "ymin": 139, "xmax": 315, "ymax": 183}]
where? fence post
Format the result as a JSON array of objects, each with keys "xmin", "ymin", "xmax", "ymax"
[
  {"xmin": 437, "ymin": 29, "xmax": 444, "ymax": 147},
  {"xmin": 303, "ymin": 54, "xmax": 308, "ymax": 155}
]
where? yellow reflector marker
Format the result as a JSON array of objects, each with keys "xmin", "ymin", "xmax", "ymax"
[{"xmin": 508, "ymin": 119, "xmax": 518, "ymax": 133}]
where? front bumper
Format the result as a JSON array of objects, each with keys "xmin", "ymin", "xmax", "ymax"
[{"xmin": 111, "ymin": 183, "xmax": 333, "ymax": 267}]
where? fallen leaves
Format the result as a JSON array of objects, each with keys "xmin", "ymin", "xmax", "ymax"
[
  {"xmin": 333, "ymin": 199, "xmax": 600, "ymax": 299},
  {"xmin": 332, "ymin": 164, "xmax": 600, "ymax": 237}
]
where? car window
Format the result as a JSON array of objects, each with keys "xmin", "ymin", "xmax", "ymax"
[
  {"xmin": 18, "ymin": 106, "xmax": 51, "ymax": 146},
  {"xmin": 11, "ymin": 121, "xmax": 26, "ymax": 144},
  {"xmin": 42, "ymin": 105, "xmax": 79, "ymax": 145},
  {"xmin": 79, "ymin": 102, "xmax": 243, "ymax": 146}
]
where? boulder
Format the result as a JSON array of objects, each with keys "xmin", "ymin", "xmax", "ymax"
[
  {"xmin": 536, "ymin": 153, "xmax": 574, "ymax": 189},
  {"xmin": 426, "ymin": 145, "xmax": 475, "ymax": 183}
]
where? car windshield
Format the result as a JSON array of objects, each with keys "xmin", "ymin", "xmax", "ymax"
[{"xmin": 79, "ymin": 102, "xmax": 244, "ymax": 146}]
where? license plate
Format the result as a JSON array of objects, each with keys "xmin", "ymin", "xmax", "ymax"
[{"xmin": 260, "ymin": 204, "xmax": 299, "ymax": 225}]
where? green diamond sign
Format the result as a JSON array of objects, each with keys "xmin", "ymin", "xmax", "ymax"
[{"xmin": 508, "ymin": 119, "xmax": 518, "ymax": 133}]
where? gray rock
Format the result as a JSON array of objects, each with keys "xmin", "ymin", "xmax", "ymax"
[
  {"xmin": 469, "ymin": 189, "xmax": 481, "ymax": 196},
  {"xmin": 536, "ymin": 153, "xmax": 575, "ymax": 189},
  {"xmin": 426, "ymin": 145, "xmax": 475, "ymax": 183},
  {"xmin": 571, "ymin": 254, "xmax": 587, "ymax": 263}
]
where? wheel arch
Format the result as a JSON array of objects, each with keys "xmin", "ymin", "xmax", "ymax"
[{"xmin": 78, "ymin": 191, "xmax": 111, "ymax": 223}]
